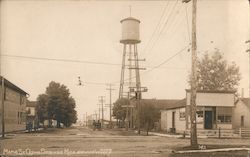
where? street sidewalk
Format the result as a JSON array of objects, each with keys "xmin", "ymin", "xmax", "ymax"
[{"xmin": 135, "ymin": 130, "xmax": 208, "ymax": 138}]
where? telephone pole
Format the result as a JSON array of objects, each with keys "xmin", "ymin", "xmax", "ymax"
[
  {"xmin": 246, "ymin": 0, "xmax": 250, "ymax": 117},
  {"xmin": 190, "ymin": 0, "xmax": 198, "ymax": 148},
  {"xmin": 106, "ymin": 84, "xmax": 115, "ymax": 128},
  {"xmin": 85, "ymin": 112, "xmax": 87, "ymax": 127},
  {"xmin": 183, "ymin": 0, "xmax": 198, "ymax": 147},
  {"xmin": 94, "ymin": 111, "xmax": 98, "ymax": 120},
  {"xmin": 98, "ymin": 96, "xmax": 105, "ymax": 128},
  {"xmin": 97, "ymin": 104, "xmax": 101, "ymax": 120},
  {"xmin": 0, "ymin": 24, "xmax": 5, "ymax": 137},
  {"xmin": 1, "ymin": 77, "xmax": 5, "ymax": 138}
]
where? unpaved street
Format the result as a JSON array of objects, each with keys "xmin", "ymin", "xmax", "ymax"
[{"xmin": 0, "ymin": 127, "xmax": 249, "ymax": 157}]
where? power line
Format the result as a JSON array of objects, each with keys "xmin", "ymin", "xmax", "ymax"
[
  {"xmin": 140, "ymin": 0, "xmax": 170, "ymax": 57},
  {"xmin": 1, "ymin": 47, "xmax": 189, "ymax": 87},
  {"xmin": 1, "ymin": 54, "xmax": 121, "ymax": 66},
  {"xmin": 142, "ymin": 45, "xmax": 190, "ymax": 74},
  {"xmin": 159, "ymin": 0, "xmax": 181, "ymax": 35},
  {"xmin": 185, "ymin": 4, "xmax": 191, "ymax": 43},
  {"xmin": 160, "ymin": 4, "xmax": 188, "ymax": 47},
  {"xmin": 114, "ymin": 45, "xmax": 190, "ymax": 84},
  {"xmin": 2, "ymin": 53, "xmax": 187, "ymax": 70},
  {"xmin": 142, "ymin": 0, "xmax": 181, "ymax": 58}
]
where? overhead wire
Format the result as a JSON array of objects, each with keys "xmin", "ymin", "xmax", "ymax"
[
  {"xmin": 1, "ymin": 1, "xmax": 191, "ymax": 87},
  {"xmin": 2, "ymin": 53, "xmax": 187, "ymax": 70},
  {"xmin": 1, "ymin": 54, "xmax": 121, "ymax": 66},
  {"xmin": 113, "ymin": 44, "xmax": 190, "ymax": 84},
  {"xmin": 139, "ymin": 0, "xmax": 170, "ymax": 57},
  {"xmin": 142, "ymin": 0, "xmax": 180, "ymax": 58},
  {"xmin": 142, "ymin": 45, "xmax": 190, "ymax": 75},
  {"xmin": 185, "ymin": 4, "xmax": 191, "ymax": 43}
]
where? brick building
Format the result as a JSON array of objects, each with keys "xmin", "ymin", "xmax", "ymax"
[{"xmin": 0, "ymin": 76, "xmax": 28, "ymax": 133}]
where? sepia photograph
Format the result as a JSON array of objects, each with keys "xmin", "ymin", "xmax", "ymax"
[{"xmin": 0, "ymin": 0, "xmax": 249, "ymax": 156}]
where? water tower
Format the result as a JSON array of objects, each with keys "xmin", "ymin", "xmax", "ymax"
[{"xmin": 119, "ymin": 17, "xmax": 143, "ymax": 99}]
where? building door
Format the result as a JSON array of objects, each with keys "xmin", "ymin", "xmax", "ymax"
[
  {"xmin": 172, "ymin": 111, "xmax": 175, "ymax": 128},
  {"xmin": 204, "ymin": 111, "xmax": 213, "ymax": 129},
  {"xmin": 241, "ymin": 116, "xmax": 244, "ymax": 127}
]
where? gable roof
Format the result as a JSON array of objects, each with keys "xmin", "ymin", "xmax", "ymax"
[
  {"xmin": 0, "ymin": 76, "xmax": 28, "ymax": 96},
  {"xmin": 241, "ymin": 98, "xmax": 250, "ymax": 108},
  {"xmin": 139, "ymin": 99, "xmax": 186, "ymax": 110},
  {"xmin": 186, "ymin": 89, "xmax": 236, "ymax": 94}
]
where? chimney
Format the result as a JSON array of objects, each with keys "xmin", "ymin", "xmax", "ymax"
[{"xmin": 241, "ymin": 88, "xmax": 244, "ymax": 98}]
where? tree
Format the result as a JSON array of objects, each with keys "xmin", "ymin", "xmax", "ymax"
[
  {"xmin": 192, "ymin": 50, "xmax": 241, "ymax": 91},
  {"xmin": 36, "ymin": 81, "xmax": 77, "ymax": 128},
  {"xmin": 112, "ymin": 98, "xmax": 128, "ymax": 127},
  {"xmin": 140, "ymin": 102, "xmax": 160, "ymax": 135},
  {"xmin": 36, "ymin": 94, "xmax": 49, "ymax": 127}
]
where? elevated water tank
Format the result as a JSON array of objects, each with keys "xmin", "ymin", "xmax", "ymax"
[{"xmin": 120, "ymin": 17, "xmax": 141, "ymax": 44}]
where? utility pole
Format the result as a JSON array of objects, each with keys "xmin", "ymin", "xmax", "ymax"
[
  {"xmin": 97, "ymin": 104, "xmax": 101, "ymax": 120},
  {"xmin": 82, "ymin": 114, "xmax": 85, "ymax": 126},
  {"xmin": 99, "ymin": 96, "xmax": 105, "ymax": 128},
  {"xmin": 183, "ymin": 0, "xmax": 198, "ymax": 147},
  {"xmin": 1, "ymin": 77, "xmax": 5, "ymax": 138},
  {"xmin": 0, "ymin": 22, "xmax": 4, "ymax": 137},
  {"xmin": 94, "ymin": 111, "xmax": 98, "ymax": 120},
  {"xmin": 190, "ymin": 0, "xmax": 198, "ymax": 148},
  {"xmin": 246, "ymin": 0, "xmax": 250, "ymax": 118},
  {"xmin": 85, "ymin": 112, "xmax": 87, "ymax": 127},
  {"xmin": 106, "ymin": 84, "xmax": 115, "ymax": 128}
]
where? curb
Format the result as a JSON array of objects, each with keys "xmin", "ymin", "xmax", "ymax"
[
  {"xmin": 148, "ymin": 132, "xmax": 208, "ymax": 139},
  {"xmin": 174, "ymin": 147, "xmax": 250, "ymax": 154}
]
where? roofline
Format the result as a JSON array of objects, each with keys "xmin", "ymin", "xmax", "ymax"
[
  {"xmin": 185, "ymin": 89, "xmax": 236, "ymax": 94},
  {"xmin": 237, "ymin": 98, "xmax": 250, "ymax": 105},
  {"xmin": 120, "ymin": 17, "xmax": 140, "ymax": 23},
  {"xmin": 160, "ymin": 106, "xmax": 186, "ymax": 111},
  {"xmin": 0, "ymin": 76, "xmax": 29, "ymax": 96}
]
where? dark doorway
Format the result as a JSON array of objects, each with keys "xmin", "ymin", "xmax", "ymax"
[
  {"xmin": 204, "ymin": 111, "xmax": 213, "ymax": 129},
  {"xmin": 172, "ymin": 111, "xmax": 175, "ymax": 129},
  {"xmin": 241, "ymin": 116, "xmax": 244, "ymax": 127}
]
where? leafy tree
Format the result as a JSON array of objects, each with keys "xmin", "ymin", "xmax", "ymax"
[
  {"xmin": 112, "ymin": 98, "xmax": 129, "ymax": 127},
  {"xmin": 63, "ymin": 97, "xmax": 77, "ymax": 127},
  {"xmin": 36, "ymin": 94, "xmax": 49, "ymax": 127},
  {"xmin": 192, "ymin": 50, "xmax": 241, "ymax": 91},
  {"xmin": 36, "ymin": 81, "xmax": 77, "ymax": 128},
  {"xmin": 140, "ymin": 102, "xmax": 160, "ymax": 135}
]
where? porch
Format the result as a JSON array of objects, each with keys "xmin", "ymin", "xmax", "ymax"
[{"xmin": 187, "ymin": 106, "xmax": 233, "ymax": 130}]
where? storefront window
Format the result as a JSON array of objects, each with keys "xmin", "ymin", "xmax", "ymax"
[
  {"xmin": 196, "ymin": 107, "xmax": 204, "ymax": 123},
  {"xmin": 217, "ymin": 107, "xmax": 232, "ymax": 123},
  {"xmin": 196, "ymin": 111, "xmax": 203, "ymax": 118}
]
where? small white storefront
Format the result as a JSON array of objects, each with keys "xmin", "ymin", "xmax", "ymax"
[
  {"xmin": 160, "ymin": 90, "xmax": 236, "ymax": 133},
  {"xmin": 186, "ymin": 90, "xmax": 235, "ymax": 130}
]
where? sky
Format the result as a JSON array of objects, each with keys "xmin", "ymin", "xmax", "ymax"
[{"xmin": 0, "ymin": 0, "xmax": 249, "ymax": 121}]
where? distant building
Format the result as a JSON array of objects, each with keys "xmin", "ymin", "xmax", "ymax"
[
  {"xmin": 0, "ymin": 76, "xmax": 29, "ymax": 133},
  {"xmin": 129, "ymin": 99, "xmax": 182, "ymax": 130},
  {"xmin": 26, "ymin": 101, "xmax": 38, "ymax": 129},
  {"xmin": 160, "ymin": 99, "xmax": 186, "ymax": 132},
  {"xmin": 232, "ymin": 98, "xmax": 250, "ymax": 129}
]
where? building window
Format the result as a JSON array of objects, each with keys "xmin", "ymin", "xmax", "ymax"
[
  {"xmin": 179, "ymin": 112, "xmax": 185, "ymax": 119},
  {"xmin": 179, "ymin": 108, "xmax": 185, "ymax": 120},
  {"xmin": 196, "ymin": 111, "xmax": 203, "ymax": 118},
  {"xmin": 20, "ymin": 96, "xmax": 25, "ymax": 106},
  {"xmin": 4, "ymin": 87, "xmax": 6, "ymax": 100},
  {"xmin": 217, "ymin": 115, "xmax": 232, "ymax": 123},
  {"xmin": 17, "ymin": 112, "xmax": 20, "ymax": 124},
  {"xmin": 217, "ymin": 107, "xmax": 232, "ymax": 123}
]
